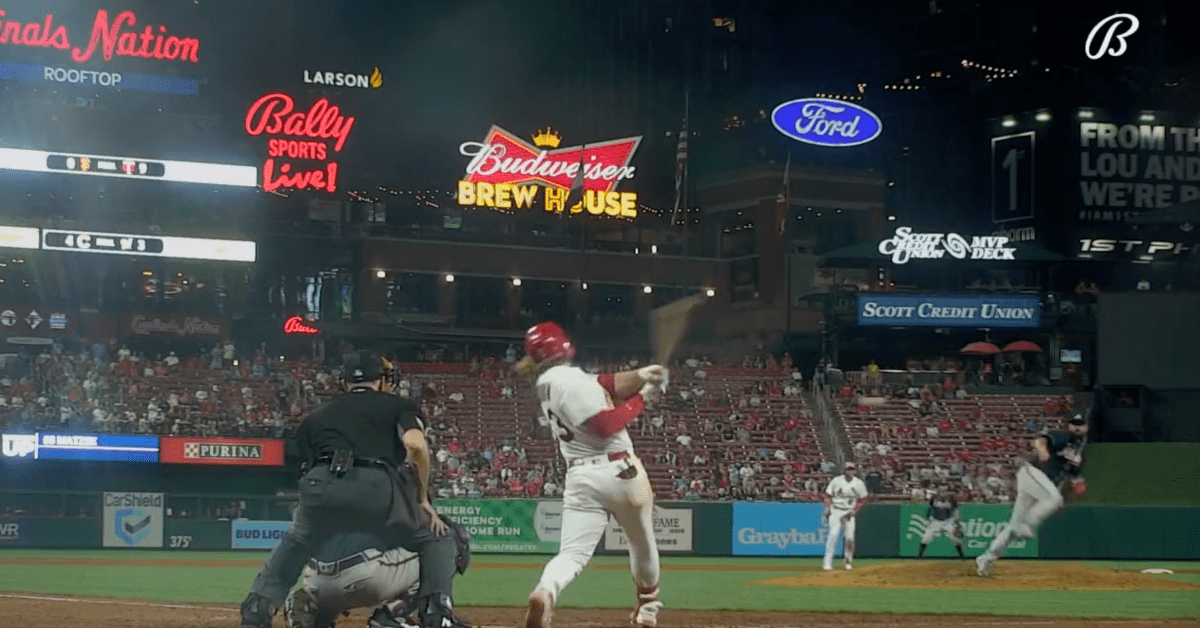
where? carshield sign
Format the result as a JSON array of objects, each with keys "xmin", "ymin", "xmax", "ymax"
[{"xmin": 103, "ymin": 492, "xmax": 163, "ymax": 548}]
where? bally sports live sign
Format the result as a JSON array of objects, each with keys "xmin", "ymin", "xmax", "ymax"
[{"xmin": 856, "ymin": 294, "xmax": 1043, "ymax": 329}]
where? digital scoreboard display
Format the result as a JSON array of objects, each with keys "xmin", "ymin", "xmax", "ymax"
[
  {"xmin": 0, "ymin": 226, "xmax": 256, "ymax": 262},
  {"xmin": 0, "ymin": 147, "xmax": 257, "ymax": 187},
  {"xmin": 2, "ymin": 433, "xmax": 159, "ymax": 463}
]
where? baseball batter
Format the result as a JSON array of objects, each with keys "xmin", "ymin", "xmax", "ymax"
[
  {"xmin": 918, "ymin": 487, "xmax": 964, "ymax": 559},
  {"xmin": 517, "ymin": 322, "xmax": 666, "ymax": 628},
  {"xmin": 822, "ymin": 462, "xmax": 869, "ymax": 571},
  {"xmin": 284, "ymin": 525, "xmax": 471, "ymax": 628},
  {"xmin": 976, "ymin": 414, "xmax": 1088, "ymax": 576}
]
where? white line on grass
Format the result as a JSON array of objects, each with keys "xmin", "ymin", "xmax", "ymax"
[{"xmin": 0, "ymin": 594, "xmax": 1181, "ymax": 628}]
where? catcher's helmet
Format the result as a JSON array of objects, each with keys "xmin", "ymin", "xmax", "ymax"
[
  {"xmin": 524, "ymin": 322, "xmax": 575, "ymax": 364},
  {"xmin": 342, "ymin": 350, "xmax": 392, "ymax": 385}
]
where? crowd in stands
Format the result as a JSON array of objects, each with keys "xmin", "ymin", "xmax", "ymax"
[{"xmin": 1, "ymin": 341, "xmax": 1071, "ymax": 509}]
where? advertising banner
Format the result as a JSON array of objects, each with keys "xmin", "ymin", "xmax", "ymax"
[
  {"xmin": 899, "ymin": 503, "xmax": 1038, "ymax": 557},
  {"xmin": 123, "ymin": 313, "xmax": 229, "ymax": 340},
  {"xmin": 731, "ymin": 503, "xmax": 837, "ymax": 556},
  {"xmin": 434, "ymin": 500, "xmax": 562, "ymax": 553},
  {"xmin": 160, "ymin": 437, "xmax": 284, "ymax": 466},
  {"xmin": 0, "ymin": 517, "xmax": 32, "ymax": 547},
  {"xmin": 232, "ymin": 520, "xmax": 292, "ymax": 550},
  {"xmin": 2, "ymin": 433, "xmax": 158, "ymax": 462},
  {"xmin": 103, "ymin": 492, "xmax": 164, "ymax": 548},
  {"xmin": 856, "ymin": 293, "xmax": 1042, "ymax": 328},
  {"xmin": 605, "ymin": 507, "xmax": 693, "ymax": 553},
  {"xmin": 0, "ymin": 304, "xmax": 75, "ymax": 334}
]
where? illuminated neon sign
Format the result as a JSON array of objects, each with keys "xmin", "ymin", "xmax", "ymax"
[
  {"xmin": 244, "ymin": 93, "xmax": 356, "ymax": 193},
  {"xmin": 0, "ymin": 9, "xmax": 200, "ymax": 63},
  {"xmin": 1085, "ymin": 14, "xmax": 1139, "ymax": 60},
  {"xmin": 771, "ymin": 98, "xmax": 882, "ymax": 147},
  {"xmin": 456, "ymin": 126, "xmax": 641, "ymax": 216},
  {"xmin": 283, "ymin": 316, "xmax": 318, "ymax": 334},
  {"xmin": 878, "ymin": 227, "xmax": 1016, "ymax": 264}
]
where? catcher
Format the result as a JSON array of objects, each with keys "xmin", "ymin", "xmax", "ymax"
[
  {"xmin": 976, "ymin": 413, "xmax": 1088, "ymax": 576},
  {"xmin": 918, "ymin": 484, "xmax": 965, "ymax": 559},
  {"xmin": 285, "ymin": 524, "xmax": 471, "ymax": 628}
]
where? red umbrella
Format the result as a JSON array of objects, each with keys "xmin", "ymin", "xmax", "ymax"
[
  {"xmin": 960, "ymin": 341, "xmax": 1001, "ymax": 356},
  {"xmin": 1002, "ymin": 340, "xmax": 1042, "ymax": 353}
]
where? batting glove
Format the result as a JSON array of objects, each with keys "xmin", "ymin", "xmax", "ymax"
[{"xmin": 638, "ymin": 365, "xmax": 668, "ymax": 386}]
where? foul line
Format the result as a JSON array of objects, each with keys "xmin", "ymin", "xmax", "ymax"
[{"xmin": 0, "ymin": 594, "xmax": 1183, "ymax": 628}]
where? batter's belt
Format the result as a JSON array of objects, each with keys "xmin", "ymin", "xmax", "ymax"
[{"xmin": 567, "ymin": 450, "xmax": 632, "ymax": 468}]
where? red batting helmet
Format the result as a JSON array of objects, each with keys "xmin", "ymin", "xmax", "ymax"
[{"xmin": 525, "ymin": 322, "xmax": 576, "ymax": 364}]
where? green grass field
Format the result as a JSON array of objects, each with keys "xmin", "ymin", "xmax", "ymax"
[{"xmin": 0, "ymin": 551, "xmax": 1197, "ymax": 620}]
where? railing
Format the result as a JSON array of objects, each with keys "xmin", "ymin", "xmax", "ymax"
[{"xmin": 810, "ymin": 376, "xmax": 845, "ymax": 467}]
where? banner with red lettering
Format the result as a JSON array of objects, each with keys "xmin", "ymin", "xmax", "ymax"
[
  {"xmin": 122, "ymin": 313, "xmax": 229, "ymax": 340},
  {"xmin": 160, "ymin": 437, "xmax": 284, "ymax": 466}
]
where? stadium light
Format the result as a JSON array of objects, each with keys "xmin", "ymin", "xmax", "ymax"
[
  {"xmin": 706, "ymin": 288, "xmax": 715, "ymax": 297},
  {"xmin": 376, "ymin": 270, "xmax": 386, "ymax": 279},
  {"xmin": 444, "ymin": 274, "xmax": 455, "ymax": 282},
  {"xmin": 512, "ymin": 278, "xmax": 522, "ymax": 286},
  {"xmin": 643, "ymin": 285, "xmax": 652, "ymax": 294}
]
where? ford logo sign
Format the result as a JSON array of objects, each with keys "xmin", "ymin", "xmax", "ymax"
[{"xmin": 771, "ymin": 98, "xmax": 883, "ymax": 147}]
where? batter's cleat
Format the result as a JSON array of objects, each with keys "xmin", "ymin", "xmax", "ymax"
[
  {"xmin": 239, "ymin": 592, "xmax": 276, "ymax": 628},
  {"xmin": 525, "ymin": 589, "xmax": 553, "ymax": 628},
  {"xmin": 975, "ymin": 555, "xmax": 994, "ymax": 577},
  {"xmin": 631, "ymin": 588, "xmax": 663, "ymax": 628}
]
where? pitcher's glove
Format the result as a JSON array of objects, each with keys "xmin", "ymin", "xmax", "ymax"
[{"xmin": 1069, "ymin": 477, "xmax": 1087, "ymax": 496}]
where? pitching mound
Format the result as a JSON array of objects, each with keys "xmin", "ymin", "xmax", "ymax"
[{"xmin": 753, "ymin": 561, "xmax": 1200, "ymax": 591}]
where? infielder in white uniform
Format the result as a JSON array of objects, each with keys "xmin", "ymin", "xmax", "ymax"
[
  {"xmin": 517, "ymin": 322, "xmax": 666, "ymax": 628},
  {"xmin": 822, "ymin": 462, "xmax": 869, "ymax": 571}
]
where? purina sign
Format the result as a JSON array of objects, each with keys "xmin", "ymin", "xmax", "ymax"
[
  {"xmin": 771, "ymin": 98, "xmax": 883, "ymax": 147},
  {"xmin": 878, "ymin": 227, "xmax": 1017, "ymax": 264}
]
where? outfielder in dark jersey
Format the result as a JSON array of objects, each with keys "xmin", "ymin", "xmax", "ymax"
[
  {"xmin": 976, "ymin": 414, "xmax": 1088, "ymax": 576},
  {"xmin": 918, "ymin": 489, "xmax": 964, "ymax": 559}
]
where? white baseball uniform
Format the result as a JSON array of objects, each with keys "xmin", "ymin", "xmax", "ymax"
[
  {"xmin": 300, "ymin": 546, "xmax": 420, "ymax": 618},
  {"xmin": 823, "ymin": 474, "xmax": 869, "ymax": 569},
  {"xmin": 532, "ymin": 364, "xmax": 660, "ymax": 605}
]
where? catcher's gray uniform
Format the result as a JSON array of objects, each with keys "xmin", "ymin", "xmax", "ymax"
[
  {"xmin": 920, "ymin": 492, "xmax": 962, "ymax": 545},
  {"xmin": 300, "ymin": 532, "xmax": 420, "ymax": 619}
]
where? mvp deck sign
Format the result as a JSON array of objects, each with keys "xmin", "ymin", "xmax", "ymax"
[
  {"xmin": 456, "ymin": 126, "xmax": 642, "ymax": 217},
  {"xmin": 878, "ymin": 227, "xmax": 1017, "ymax": 264}
]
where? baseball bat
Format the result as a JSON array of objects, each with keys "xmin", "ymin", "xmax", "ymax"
[{"xmin": 649, "ymin": 294, "xmax": 705, "ymax": 365}]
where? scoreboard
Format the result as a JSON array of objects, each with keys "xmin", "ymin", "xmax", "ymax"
[
  {"xmin": 0, "ymin": 147, "xmax": 257, "ymax": 187},
  {"xmin": 0, "ymin": 226, "xmax": 256, "ymax": 262}
]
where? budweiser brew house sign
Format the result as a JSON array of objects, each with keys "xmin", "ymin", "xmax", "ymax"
[
  {"xmin": 456, "ymin": 126, "xmax": 642, "ymax": 217},
  {"xmin": 245, "ymin": 92, "xmax": 356, "ymax": 193},
  {"xmin": 0, "ymin": 9, "xmax": 199, "ymax": 63}
]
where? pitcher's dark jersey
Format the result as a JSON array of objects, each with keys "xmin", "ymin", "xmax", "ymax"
[{"xmin": 1033, "ymin": 430, "xmax": 1084, "ymax": 485}]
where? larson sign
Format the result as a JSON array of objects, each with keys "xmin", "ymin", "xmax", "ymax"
[
  {"xmin": 245, "ymin": 92, "xmax": 356, "ymax": 193},
  {"xmin": 0, "ymin": 9, "xmax": 199, "ymax": 63},
  {"xmin": 456, "ymin": 126, "xmax": 642, "ymax": 217}
]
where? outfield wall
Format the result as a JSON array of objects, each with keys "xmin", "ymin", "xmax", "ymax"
[{"xmin": 1, "ymin": 497, "xmax": 1196, "ymax": 559}]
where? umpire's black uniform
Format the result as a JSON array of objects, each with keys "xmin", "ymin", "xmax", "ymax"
[{"xmin": 240, "ymin": 352, "xmax": 467, "ymax": 628}]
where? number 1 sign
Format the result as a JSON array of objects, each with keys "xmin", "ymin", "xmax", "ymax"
[{"xmin": 991, "ymin": 132, "xmax": 1035, "ymax": 223}]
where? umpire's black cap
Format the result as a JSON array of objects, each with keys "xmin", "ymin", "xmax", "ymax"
[{"xmin": 343, "ymin": 350, "xmax": 386, "ymax": 384}]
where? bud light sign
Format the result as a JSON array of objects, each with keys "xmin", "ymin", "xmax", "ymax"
[
  {"xmin": 232, "ymin": 520, "xmax": 291, "ymax": 549},
  {"xmin": 771, "ymin": 98, "xmax": 883, "ymax": 147}
]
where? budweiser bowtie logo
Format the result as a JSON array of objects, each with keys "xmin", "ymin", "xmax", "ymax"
[{"xmin": 460, "ymin": 126, "xmax": 641, "ymax": 193}]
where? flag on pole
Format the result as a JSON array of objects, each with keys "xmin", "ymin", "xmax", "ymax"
[
  {"xmin": 776, "ymin": 150, "xmax": 791, "ymax": 234},
  {"xmin": 671, "ymin": 91, "xmax": 689, "ymax": 227}
]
